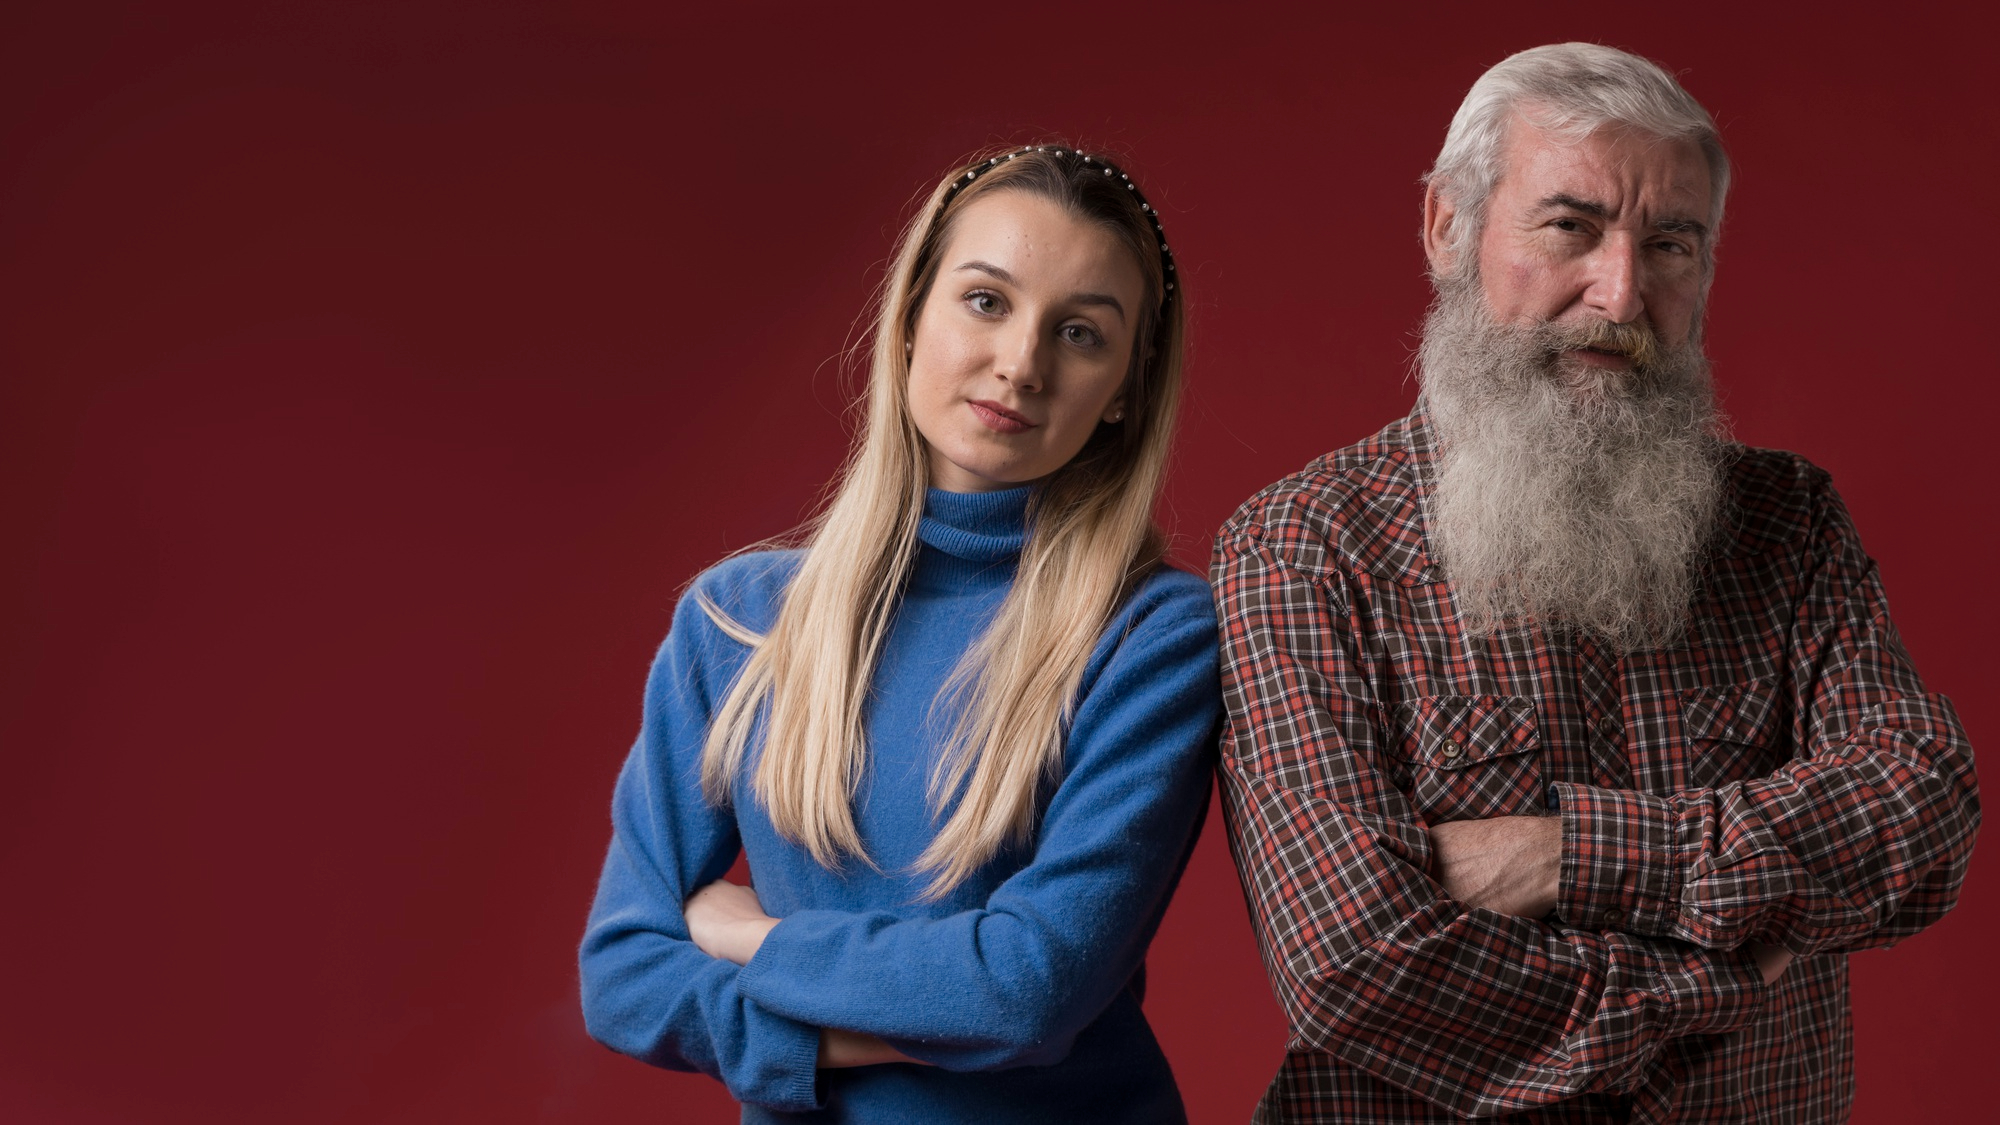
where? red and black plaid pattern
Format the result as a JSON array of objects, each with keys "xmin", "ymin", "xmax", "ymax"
[{"xmin": 1213, "ymin": 408, "xmax": 1979, "ymax": 1123}]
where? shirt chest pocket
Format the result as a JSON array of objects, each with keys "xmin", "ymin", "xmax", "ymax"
[
  {"xmin": 1679, "ymin": 678, "xmax": 1788, "ymax": 790},
  {"xmin": 1395, "ymin": 695, "xmax": 1545, "ymax": 823}
]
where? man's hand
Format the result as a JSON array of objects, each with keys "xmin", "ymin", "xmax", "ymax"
[
  {"xmin": 1751, "ymin": 943, "xmax": 1794, "ymax": 985},
  {"xmin": 1429, "ymin": 817, "xmax": 1800, "ymax": 983},
  {"xmin": 1429, "ymin": 815, "xmax": 1562, "ymax": 919},
  {"xmin": 684, "ymin": 879, "xmax": 780, "ymax": 966}
]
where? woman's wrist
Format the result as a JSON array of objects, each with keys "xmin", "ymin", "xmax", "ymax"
[
  {"xmin": 684, "ymin": 879, "xmax": 779, "ymax": 965},
  {"xmin": 727, "ymin": 916, "xmax": 780, "ymax": 965},
  {"xmin": 818, "ymin": 1027, "xmax": 923, "ymax": 1069}
]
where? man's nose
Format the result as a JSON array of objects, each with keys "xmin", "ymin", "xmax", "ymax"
[
  {"xmin": 1583, "ymin": 236, "xmax": 1645, "ymax": 325},
  {"xmin": 994, "ymin": 323, "xmax": 1046, "ymax": 393}
]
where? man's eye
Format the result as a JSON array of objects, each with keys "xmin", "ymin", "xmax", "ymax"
[{"xmin": 1553, "ymin": 218, "xmax": 1582, "ymax": 232}]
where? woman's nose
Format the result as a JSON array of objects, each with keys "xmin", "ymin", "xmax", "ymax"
[{"xmin": 993, "ymin": 324, "xmax": 1046, "ymax": 393}]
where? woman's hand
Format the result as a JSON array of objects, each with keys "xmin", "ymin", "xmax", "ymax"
[
  {"xmin": 684, "ymin": 879, "xmax": 780, "ymax": 966},
  {"xmin": 684, "ymin": 886, "xmax": 932, "ymax": 1070},
  {"xmin": 818, "ymin": 1028, "xmax": 927, "ymax": 1069}
]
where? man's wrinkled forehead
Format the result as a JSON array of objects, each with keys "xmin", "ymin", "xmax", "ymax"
[{"xmin": 1499, "ymin": 110, "xmax": 1720, "ymax": 234}]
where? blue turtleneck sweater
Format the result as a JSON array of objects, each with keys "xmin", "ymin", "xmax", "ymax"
[{"xmin": 580, "ymin": 487, "xmax": 1220, "ymax": 1122}]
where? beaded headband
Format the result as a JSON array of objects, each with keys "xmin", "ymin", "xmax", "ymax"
[{"xmin": 941, "ymin": 146, "xmax": 1178, "ymax": 306}]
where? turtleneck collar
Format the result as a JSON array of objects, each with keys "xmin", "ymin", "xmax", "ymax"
[{"xmin": 918, "ymin": 486, "xmax": 1031, "ymax": 563}]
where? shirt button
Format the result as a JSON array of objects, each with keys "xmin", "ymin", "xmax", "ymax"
[
  {"xmin": 1442, "ymin": 740, "xmax": 1464, "ymax": 760},
  {"xmin": 1603, "ymin": 909, "xmax": 1624, "ymax": 927}
]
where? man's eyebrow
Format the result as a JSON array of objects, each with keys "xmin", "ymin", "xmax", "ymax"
[
  {"xmin": 952, "ymin": 260, "xmax": 1127, "ymax": 322},
  {"xmin": 1536, "ymin": 195, "xmax": 1709, "ymax": 240},
  {"xmin": 1537, "ymin": 193, "xmax": 1610, "ymax": 218},
  {"xmin": 1654, "ymin": 216, "xmax": 1710, "ymax": 239}
]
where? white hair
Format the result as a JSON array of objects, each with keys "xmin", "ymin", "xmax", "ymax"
[
  {"xmin": 1419, "ymin": 275, "xmax": 1728, "ymax": 654},
  {"xmin": 1425, "ymin": 42, "xmax": 1730, "ymax": 261}
]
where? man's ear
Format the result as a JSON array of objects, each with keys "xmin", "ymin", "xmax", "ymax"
[{"xmin": 1422, "ymin": 182, "xmax": 1461, "ymax": 277}]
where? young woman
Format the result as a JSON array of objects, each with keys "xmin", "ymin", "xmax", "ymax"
[{"xmin": 579, "ymin": 144, "xmax": 1218, "ymax": 1122}]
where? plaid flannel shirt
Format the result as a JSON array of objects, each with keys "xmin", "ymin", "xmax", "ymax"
[{"xmin": 1214, "ymin": 407, "xmax": 1978, "ymax": 1123}]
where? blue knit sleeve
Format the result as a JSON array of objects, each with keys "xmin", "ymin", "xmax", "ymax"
[
  {"xmin": 579, "ymin": 557, "xmax": 823, "ymax": 1110},
  {"xmin": 732, "ymin": 568, "xmax": 1221, "ymax": 1070}
]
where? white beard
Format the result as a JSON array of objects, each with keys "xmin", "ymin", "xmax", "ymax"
[{"xmin": 1417, "ymin": 277, "xmax": 1728, "ymax": 654}]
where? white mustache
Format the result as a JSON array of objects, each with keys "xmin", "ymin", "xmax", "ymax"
[{"xmin": 1536, "ymin": 318, "xmax": 1665, "ymax": 372}]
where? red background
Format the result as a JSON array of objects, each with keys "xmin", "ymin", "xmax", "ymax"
[{"xmin": 4, "ymin": 3, "xmax": 1994, "ymax": 1122}]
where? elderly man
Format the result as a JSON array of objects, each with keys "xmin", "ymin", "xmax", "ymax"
[{"xmin": 1214, "ymin": 43, "xmax": 1978, "ymax": 1123}]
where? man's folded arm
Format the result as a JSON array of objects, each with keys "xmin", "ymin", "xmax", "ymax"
[
  {"xmin": 1214, "ymin": 525, "xmax": 1767, "ymax": 1119},
  {"xmin": 1551, "ymin": 481, "xmax": 1980, "ymax": 954}
]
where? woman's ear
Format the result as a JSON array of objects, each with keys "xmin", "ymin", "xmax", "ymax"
[
  {"xmin": 1102, "ymin": 394, "xmax": 1128, "ymax": 425},
  {"xmin": 1421, "ymin": 182, "xmax": 1461, "ymax": 277}
]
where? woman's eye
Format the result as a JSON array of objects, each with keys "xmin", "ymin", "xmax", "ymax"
[
  {"xmin": 1060, "ymin": 324, "xmax": 1103, "ymax": 348},
  {"xmin": 966, "ymin": 291, "xmax": 1003, "ymax": 315}
]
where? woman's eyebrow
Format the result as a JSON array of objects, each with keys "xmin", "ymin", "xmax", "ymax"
[
  {"xmin": 1068, "ymin": 291, "xmax": 1127, "ymax": 321},
  {"xmin": 953, "ymin": 260, "xmax": 1127, "ymax": 323},
  {"xmin": 954, "ymin": 259, "xmax": 1018, "ymax": 285}
]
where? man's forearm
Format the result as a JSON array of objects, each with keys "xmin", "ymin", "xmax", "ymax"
[
  {"xmin": 1429, "ymin": 814, "xmax": 1560, "ymax": 918},
  {"xmin": 1430, "ymin": 812, "xmax": 1791, "ymax": 983},
  {"xmin": 1227, "ymin": 764, "xmax": 1770, "ymax": 1118}
]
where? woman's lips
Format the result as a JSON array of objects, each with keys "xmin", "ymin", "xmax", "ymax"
[{"xmin": 969, "ymin": 400, "xmax": 1036, "ymax": 434}]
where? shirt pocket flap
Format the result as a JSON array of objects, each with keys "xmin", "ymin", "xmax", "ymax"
[
  {"xmin": 1681, "ymin": 678, "xmax": 1783, "ymax": 747},
  {"xmin": 1402, "ymin": 694, "xmax": 1542, "ymax": 768}
]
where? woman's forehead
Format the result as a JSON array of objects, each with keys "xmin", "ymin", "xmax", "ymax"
[{"xmin": 938, "ymin": 192, "xmax": 1144, "ymax": 296}]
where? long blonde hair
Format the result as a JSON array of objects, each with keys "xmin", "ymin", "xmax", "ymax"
[{"xmin": 699, "ymin": 144, "xmax": 1187, "ymax": 897}]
